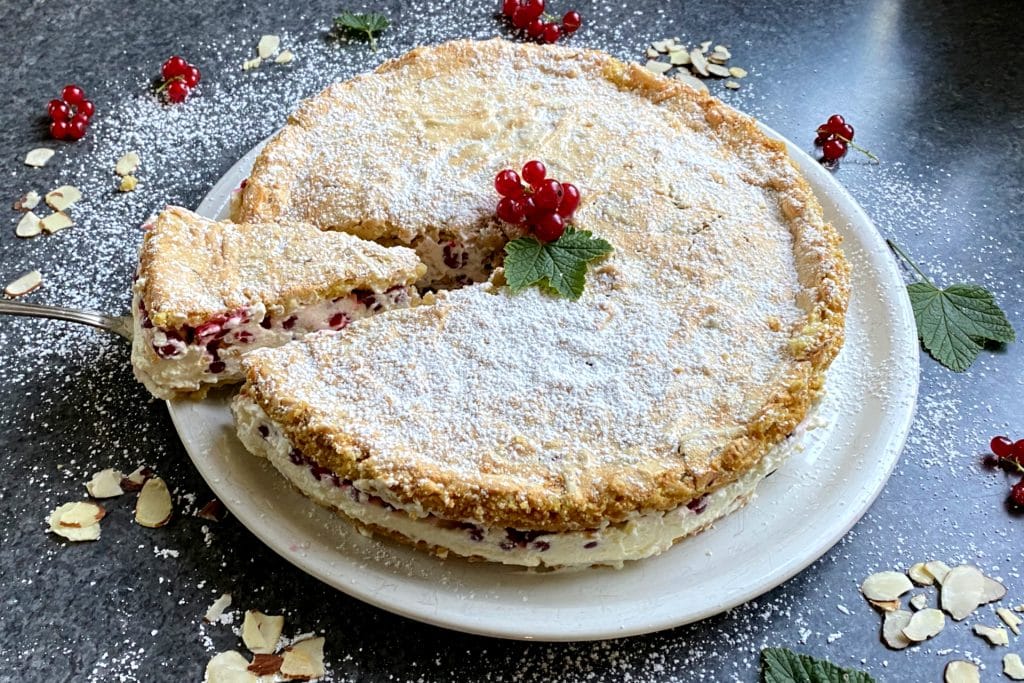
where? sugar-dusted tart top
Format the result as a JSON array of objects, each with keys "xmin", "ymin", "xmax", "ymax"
[
  {"xmin": 236, "ymin": 39, "xmax": 849, "ymax": 532},
  {"xmin": 137, "ymin": 206, "xmax": 424, "ymax": 329}
]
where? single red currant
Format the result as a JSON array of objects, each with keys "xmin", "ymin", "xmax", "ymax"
[
  {"xmin": 534, "ymin": 212, "xmax": 565, "ymax": 242},
  {"xmin": 521, "ymin": 160, "xmax": 546, "ymax": 187},
  {"xmin": 49, "ymin": 119, "xmax": 70, "ymax": 140},
  {"xmin": 562, "ymin": 10, "xmax": 582, "ymax": 33},
  {"xmin": 502, "ymin": 0, "xmax": 519, "ymax": 17},
  {"xmin": 991, "ymin": 436, "xmax": 1014, "ymax": 458},
  {"xmin": 1011, "ymin": 439, "xmax": 1024, "ymax": 464},
  {"xmin": 166, "ymin": 80, "xmax": 191, "ymax": 103},
  {"xmin": 1011, "ymin": 480, "xmax": 1024, "ymax": 507},
  {"xmin": 825, "ymin": 114, "xmax": 845, "ymax": 132},
  {"xmin": 558, "ymin": 182, "xmax": 580, "ymax": 216},
  {"xmin": 77, "ymin": 99, "xmax": 95, "ymax": 119},
  {"xmin": 495, "ymin": 169, "xmax": 523, "ymax": 197},
  {"xmin": 835, "ymin": 122, "xmax": 855, "ymax": 140},
  {"xmin": 527, "ymin": 18, "xmax": 545, "ymax": 38},
  {"xmin": 161, "ymin": 56, "xmax": 190, "ymax": 80},
  {"xmin": 47, "ymin": 99, "xmax": 70, "ymax": 121},
  {"xmin": 821, "ymin": 138, "xmax": 847, "ymax": 162},
  {"xmin": 183, "ymin": 66, "xmax": 202, "ymax": 88},
  {"xmin": 496, "ymin": 197, "xmax": 527, "ymax": 224},
  {"xmin": 533, "ymin": 179, "xmax": 564, "ymax": 210},
  {"xmin": 523, "ymin": 195, "xmax": 542, "ymax": 220},
  {"xmin": 542, "ymin": 23, "xmax": 561, "ymax": 43},
  {"xmin": 520, "ymin": 0, "xmax": 545, "ymax": 20},
  {"xmin": 511, "ymin": 7, "xmax": 533, "ymax": 28},
  {"xmin": 61, "ymin": 84, "xmax": 86, "ymax": 106},
  {"xmin": 67, "ymin": 117, "xmax": 88, "ymax": 140}
]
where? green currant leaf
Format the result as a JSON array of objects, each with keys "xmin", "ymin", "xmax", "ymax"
[
  {"xmin": 502, "ymin": 227, "xmax": 613, "ymax": 301},
  {"xmin": 504, "ymin": 237, "xmax": 555, "ymax": 293},
  {"xmin": 334, "ymin": 11, "xmax": 390, "ymax": 51},
  {"xmin": 761, "ymin": 648, "xmax": 875, "ymax": 683}
]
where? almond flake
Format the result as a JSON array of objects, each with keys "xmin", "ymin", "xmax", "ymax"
[
  {"xmin": 862, "ymin": 571, "xmax": 913, "ymax": 601},
  {"xmin": 925, "ymin": 560, "xmax": 952, "ymax": 584},
  {"xmin": 15, "ymin": 211, "xmax": 42, "ymax": 238},
  {"xmin": 998, "ymin": 608, "xmax": 1022, "ymax": 635},
  {"xmin": 908, "ymin": 562, "xmax": 934, "ymax": 585},
  {"xmin": 275, "ymin": 50, "xmax": 294, "ymax": 65},
  {"xmin": 135, "ymin": 476, "xmax": 173, "ymax": 528},
  {"xmin": 724, "ymin": 80, "xmax": 740, "ymax": 90},
  {"xmin": 280, "ymin": 637, "xmax": 325, "ymax": 681},
  {"xmin": 669, "ymin": 51, "xmax": 690, "ymax": 66},
  {"xmin": 121, "ymin": 466, "xmax": 154, "ymax": 491},
  {"xmin": 205, "ymin": 651, "xmax": 257, "ymax": 683},
  {"xmin": 40, "ymin": 212, "xmax": 73, "ymax": 234},
  {"xmin": 5, "ymin": 270, "xmax": 42, "ymax": 298},
  {"xmin": 729, "ymin": 66, "xmax": 748, "ymax": 79},
  {"xmin": 941, "ymin": 565, "xmax": 989, "ymax": 620},
  {"xmin": 1005, "ymin": 654, "xmax": 1024, "ymax": 680},
  {"xmin": 644, "ymin": 60, "xmax": 672, "ymax": 75},
  {"xmin": 257, "ymin": 35, "xmax": 280, "ymax": 59},
  {"xmin": 981, "ymin": 575, "xmax": 1007, "ymax": 603},
  {"xmin": 910, "ymin": 594, "xmax": 928, "ymax": 610},
  {"xmin": 248, "ymin": 654, "xmax": 284, "ymax": 676},
  {"xmin": 119, "ymin": 175, "xmax": 138, "ymax": 192},
  {"xmin": 196, "ymin": 499, "xmax": 228, "ymax": 522},
  {"xmin": 242, "ymin": 57, "xmax": 262, "ymax": 71},
  {"xmin": 707, "ymin": 54, "xmax": 729, "ymax": 65},
  {"xmin": 689, "ymin": 49, "xmax": 709, "ymax": 77},
  {"xmin": 646, "ymin": 47, "xmax": 660, "ymax": 58},
  {"xmin": 651, "ymin": 40, "xmax": 671, "ymax": 53},
  {"xmin": 14, "ymin": 191, "xmax": 40, "ymax": 211},
  {"xmin": 44, "ymin": 185, "xmax": 82, "ymax": 212},
  {"xmin": 699, "ymin": 40, "xmax": 712, "ymax": 53},
  {"xmin": 242, "ymin": 610, "xmax": 285, "ymax": 654},
  {"xmin": 24, "ymin": 148, "xmax": 55, "ymax": 167},
  {"xmin": 868, "ymin": 599, "xmax": 901, "ymax": 612},
  {"xmin": 86, "ymin": 469, "xmax": 124, "ymax": 499},
  {"xmin": 902, "ymin": 608, "xmax": 945, "ymax": 641},
  {"xmin": 1015, "ymin": 604, "xmax": 1024, "ymax": 612},
  {"xmin": 713, "ymin": 45, "xmax": 732, "ymax": 59},
  {"xmin": 204, "ymin": 593, "xmax": 233, "ymax": 623},
  {"xmin": 974, "ymin": 623, "xmax": 1009, "ymax": 646},
  {"xmin": 115, "ymin": 151, "xmax": 140, "ymax": 176},
  {"xmin": 706, "ymin": 64, "xmax": 731, "ymax": 78},
  {"xmin": 881, "ymin": 609, "xmax": 914, "ymax": 650},
  {"xmin": 47, "ymin": 502, "xmax": 103, "ymax": 542},
  {"xmin": 674, "ymin": 71, "xmax": 709, "ymax": 93},
  {"xmin": 944, "ymin": 660, "xmax": 980, "ymax": 683}
]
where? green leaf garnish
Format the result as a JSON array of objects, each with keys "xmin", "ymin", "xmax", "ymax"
[
  {"xmin": 761, "ymin": 648, "xmax": 875, "ymax": 683},
  {"xmin": 503, "ymin": 226, "xmax": 613, "ymax": 300},
  {"xmin": 334, "ymin": 11, "xmax": 390, "ymax": 51},
  {"xmin": 888, "ymin": 240, "xmax": 1015, "ymax": 372}
]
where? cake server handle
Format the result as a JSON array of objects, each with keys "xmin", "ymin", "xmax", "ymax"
[{"xmin": 0, "ymin": 300, "xmax": 133, "ymax": 340}]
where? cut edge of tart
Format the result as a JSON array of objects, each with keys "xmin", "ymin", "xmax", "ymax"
[
  {"xmin": 226, "ymin": 38, "xmax": 850, "ymax": 566},
  {"xmin": 131, "ymin": 206, "xmax": 425, "ymax": 400}
]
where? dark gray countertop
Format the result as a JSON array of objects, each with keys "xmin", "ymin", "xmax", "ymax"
[{"xmin": 1, "ymin": 1, "xmax": 1021, "ymax": 681}]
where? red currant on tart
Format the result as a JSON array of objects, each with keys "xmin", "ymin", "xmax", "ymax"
[
  {"xmin": 813, "ymin": 113, "xmax": 878, "ymax": 165},
  {"xmin": 157, "ymin": 55, "xmax": 202, "ymax": 103},
  {"xmin": 500, "ymin": 1, "xmax": 583, "ymax": 44},
  {"xmin": 46, "ymin": 84, "xmax": 95, "ymax": 141},
  {"xmin": 493, "ymin": 160, "xmax": 580, "ymax": 242}
]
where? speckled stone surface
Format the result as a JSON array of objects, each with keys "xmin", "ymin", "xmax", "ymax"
[{"xmin": 0, "ymin": 1, "xmax": 1021, "ymax": 681}]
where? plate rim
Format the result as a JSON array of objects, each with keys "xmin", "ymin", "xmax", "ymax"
[{"xmin": 168, "ymin": 123, "xmax": 919, "ymax": 641}]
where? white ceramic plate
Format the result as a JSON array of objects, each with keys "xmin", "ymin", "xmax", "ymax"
[{"xmin": 168, "ymin": 126, "xmax": 919, "ymax": 642}]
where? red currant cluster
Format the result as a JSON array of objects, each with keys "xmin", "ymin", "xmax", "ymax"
[
  {"xmin": 159, "ymin": 56, "xmax": 202, "ymax": 103},
  {"xmin": 986, "ymin": 435, "xmax": 1024, "ymax": 506},
  {"xmin": 47, "ymin": 85, "xmax": 95, "ymax": 141},
  {"xmin": 814, "ymin": 113, "xmax": 877, "ymax": 164},
  {"xmin": 494, "ymin": 160, "xmax": 580, "ymax": 243},
  {"xmin": 501, "ymin": 0, "xmax": 582, "ymax": 44}
]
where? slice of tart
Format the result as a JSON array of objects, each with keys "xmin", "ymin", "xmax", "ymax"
[
  {"xmin": 131, "ymin": 206, "xmax": 424, "ymax": 400},
  {"xmin": 230, "ymin": 39, "xmax": 849, "ymax": 568}
]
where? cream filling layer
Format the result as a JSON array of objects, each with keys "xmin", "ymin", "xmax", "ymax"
[{"xmin": 233, "ymin": 395, "xmax": 804, "ymax": 568}]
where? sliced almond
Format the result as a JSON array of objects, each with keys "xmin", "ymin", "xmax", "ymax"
[
  {"xmin": 1015, "ymin": 604, "xmax": 1024, "ymax": 612},
  {"xmin": 242, "ymin": 57, "xmax": 262, "ymax": 71},
  {"xmin": 699, "ymin": 40, "xmax": 712, "ymax": 53},
  {"xmin": 16, "ymin": 211, "xmax": 42, "ymax": 238},
  {"xmin": 275, "ymin": 50, "xmax": 294, "ymax": 65},
  {"xmin": 1005, "ymin": 654, "xmax": 1024, "ymax": 680},
  {"xmin": 14, "ymin": 190, "xmax": 40, "ymax": 211},
  {"xmin": 205, "ymin": 651, "xmax": 257, "ymax": 683},
  {"xmin": 204, "ymin": 593, "xmax": 232, "ymax": 623},
  {"xmin": 706, "ymin": 64, "xmax": 731, "ymax": 78},
  {"xmin": 242, "ymin": 610, "xmax": 285, "ymax": 654},
  {"xmin": 119, "ymin": 175, "xmax": 138, "ymax": 192},
  {"xmin": 998, "ymin": 608, "xmax": 1022, "ymax": 635},
  {"xmin": 974, "ymin": 623, "xmax": 1009, "ymax": 646},
  {"xmin": 925, "ymin": 560, "xmax": 952, "ymax": 584},
  {"xmin": 707, "ymin": 54, "xmax": 728, "ymax": 65},
  {"xmin": 669, "ymin": 51, "xmax": 690, "ymax": 66},
  {"xmin": 40, "ymin": 211, "xmax": 73, "ymax": 234},
  {"xmin": 689, "ymin": 49, "xmax": 709, "ymax": 77},
  {"xmin": 861, "ymin": 571, "xmax": 913, "ymax": 601},
  {"xmin": 644, "ymin": 60, "xmax": 672, "ymax": 75},
  {"xmin": 901, "ymin": 608, "xmax": 945, "ymax": 641},
  {"xmin": 135, "ymin": 476, "xmax": 173, "ymax": 528},
  {"xmin": 881, "ymin": 609, "xmax": 914, "ymax": 650},
  {"xmin": 280, "ymin": 637, "xmax": 325, "ymax": 681},
  {"xmin": 908, "ymin": 562, "xmax": 934, "ymax": 585},
  {"xmin": 646, "ymin": 47, "xmax": 660, "ymax": 59},
  {"xmin": 115, "ymin": 151, "xmax": 140, "ymax": 176},
  {"xmin": 729, "ymin": 66, "xmax": 748, "ymax": 79},
  {"xmin": 45, "ymin": 185, "xmax": 81, "ymax": 212},
  {"xmin": 944, "ymin": 661, "xmax": 980, "ymax": 683},
  {"xmin": 121, "ymin": 465, "xmax": 154, "ymax": 491},
  {"xmin": 196, "ymin": 499, "xmax": 228, "ymax": 522},
  {"xmin": 981, "ymin": 575, "xmax": 1007, "ymax": 603},
  {"xmin": 651, "ymin": 40, "xmax": 671, "ymax": 53},
  {"xmin": 86, "ymin": 469, "xmax": 124, "ymax": 499},
  {"xmin": 257, "ymin": 35, "xmax": 280, "ymax": 59},
  {"xmin": 941, "ymin": 565, "xmax": 988, "ymax": 620},
  {"xmin": 712, "ymin": 45, "xmax": 731, "ymax": 59},
  {"xmin": 248, "ymin": 654, "xmax": 284, "ymax": 676},
  {"xmin": 724, "ymin": 80, "xmax": 740, "ymax": 90},
  {"xmin": 868, "ymin": 599, "xmax": 901, "ymax": 612},
  {"xmin": 909, "ymin": 594, "xmax": 928, "ymax": 610},
  {"xmin": 25, "ymin": 148, "xmax": 55, "ymax": 167},
  {"xmin": 47, "ymin": 502, "xmax": 103, "ymax": 542},
  {"xmin": 5, "ymin": 270, "xmax": 42, "ymax": 298}
]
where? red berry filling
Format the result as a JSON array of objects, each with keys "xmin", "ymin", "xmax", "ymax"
[
  {"xmin": 46, "ymin": 84, "xmax": 95, "ymax": 141},
  {"xmin": 493, "ymin": 160, "xmax": 580, "ymax": 242}
]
